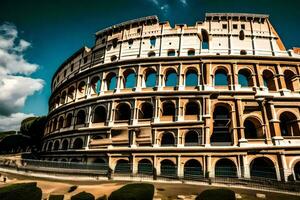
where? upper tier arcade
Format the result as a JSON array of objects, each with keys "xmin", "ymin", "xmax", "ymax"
[{"xmin": 50, "ymin": 13, "xmax": 300, "ymax": 92}]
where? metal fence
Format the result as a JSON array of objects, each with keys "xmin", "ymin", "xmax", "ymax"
[{"xmin": 0, "ymin": 158, "xmax": 299, "ymax": 194}]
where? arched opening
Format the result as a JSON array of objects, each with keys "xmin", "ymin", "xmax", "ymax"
[
  {"xmin": 215, "ymin": 69, "xmax": 228, "ymax": 86},
  {"xmin": 123, "ymin": 70, "xmax": 136, "ymax": 89},
  {"xmin": 52, "ymin": 118, "xmax": 57, "ymax": 131},
  {"xmin": 60, "ymin": 91, "xmax": 66, "ymax": 104},
  {"xmin": 106, "ymin": 73, "xmax": 117, "ymax": 91},
  {"xmin": 161, "ymin": 132, "xmax": 175, "ymax": 146},
  {"xmin": 162, "ymin": 101, "xmax": 176, "ymax": 117},
  {"xmin": 294, "ymin": 162, "xmax": 300, "ymax": 181},
  {"xmin": 280, "ymin": 112, "xmax": 299, "ymax": 136},
  {"xmin": 91, "ymin": 76, "xmax": 101, "ymax": 94},
  {"xmin": 215, "ymin": 159, "xmax": 237, "ymax": 177},
  {"xmin": 244, "ymin": 117, "xmax": 263, "ymax": 139},
  {"xmin": 184, "ymin": 159, "xmax": 203, "ymax": 179},
  {"xmin": 165, "ymin": 69, "xmax": 178, "ymax": 87},
  {"xmin": 250, "ymin": 157, "xmax": 277, "ymax": 180},
  {"xmin": 47, "ymin": 142, "xmax": 53, "ymax": 152},
  {"xmin": 263, "ymin": 70, "xmax": 276, "ymax": 91},
  {"xmin": 150, "ymin": 36, "xmax": 156, "ymax": 46},
  {"xmin": 145, "ymin": 69, "xmax": 156, "ymax": 87},
  {"xmin": 201, "ymin": 29, "xmax": 209, "ymax": 49},
  {"xmin": 185, "ymin": 131, "xmax": 199, "ymax": 146},
  {"xmin": 76, "ymin": 110, "xmax": 86, "ymax": 125},
  {"xmin": 58, "ymin": 116, "xmax": 64, "ymax": 129},
  {"xmin": 185, "ymin": 102, "xmax": 199, "ymax": 115},
  {"xmin": 187, "ymin": 49, "xmax": 195, "ymax": 56},
  {"xmin": 78, "ymin": 81, "xmax": 86, "ymax": 94},
  {"xmin": 211, "ymin": 105, "xmax": 232, "ymax": 145},
  {"xmin": 66, "ymin": 113, "xmax": 73, "ymax": 127},
  {"xmin": 53, "ymin": 140, "xmax": 60, "ymax": 151},
  {"xmin": 185, "ymin": 69, "xmax": 198, "ymax": 86},
  {"xmin": 73, "ymin": 138, "xmax": 83, "ymax": 149},
  {"xmin": 61, "ymin": 139, "xmax": 69, "ymax": 150},
  {"xmin": 160, "ymin": 159, "xmax": 176, "ymax": 177},
  {"xmin": 138, "ymin": 159, "xmax": 153, "ymax": 175},
  {"xmin": 148, "ymin": 51, "xmax": 156, "ymax": 57},
  {"xmin": 115, "ymin": 103, "xmax": 131, "ymax": 121},
  {"xmin": 139, "ymin": 102, "xmax": 153, "ymax": 119},
  {"xmin": 238, "ymin": 69, "xmax": 253, "ymax": 87},
  {"xmin": 93, "ymin": 106, "xmax": 107, "ymax": 123},
  {"xmin": 115, "ymin": 159, "xmax": 131, "ymax": 174},
  {"xmin": 167, "ymin": 49, "xmax": 176, "ymax": 56},
  {"xmin": 284, "ymin": 70, "xmax": 295, "ymax": 91},
  {"xmin": 55, "ymin": 96, "xmax": 60, "ymax": 107},
  {"xmin": 67, "ymin": 86, "xmax": 75, "ymax": 101}
]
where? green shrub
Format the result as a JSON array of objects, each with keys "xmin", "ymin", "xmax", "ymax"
[
  {"xmin": 96, "ymin": 195, "xmax": 107, "ymax": 200},
  {"xmin": 68, "ymin": 185, "xmax": 78, "ymax": 193},
  {"xmin": 0, "ymin": 182, "xmax": 42, "ymax": 200},
  {"xmin": 108, "ymin": 183, "xmax": 154, "ymax": 200},
  {"xmin": 71, "ymin": 191, "xmax": 95, "ymax": 200},
  {"xmin": 49, "ymin": 194, "xmax": 64, "ymax": 200},
  {"xmin": 196, "ymin": 188, "xmax": 236, "ymax": 200}
]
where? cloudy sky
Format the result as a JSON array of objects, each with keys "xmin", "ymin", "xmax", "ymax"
[{"xmin": 0, "ymin": 0, "xmax": 299, "ymax": 131}]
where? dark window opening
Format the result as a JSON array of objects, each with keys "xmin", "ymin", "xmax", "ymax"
[
  {"xmin": 162, "ymin": 102, "xmax": 175, "ymax": 116},
  {"xmin": 161, "ymin": 132, "xmax": 175, "ymax": 146},
  {"xmin": 93, "ymin": 106, "xmax": 107, "ymax": 123},
  {"xmin": 115, "ymin": 103, "xmax": 131, "ymax": 121},
  {"xmin": 185, "ymin": 102, "xmax": 199, "ymax": 115}
]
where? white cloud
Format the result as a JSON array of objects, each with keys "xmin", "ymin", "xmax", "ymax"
[
  {"xmin": 149, "ymin": 0, "xmax": 188, "ymax": 16},
  {"xmin": 0, "ymin": 112, "xmax": 35, "ymax": 131},
  {"xmin": 0, "ymin": 22, "xmax": 44, "ymax": 131}
]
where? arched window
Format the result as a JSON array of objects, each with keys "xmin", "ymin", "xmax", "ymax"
[
  {"xmin": 185, "ymin": 131, "xmax": 199, "ymax": 146},
  {"xmin": 185, "ymin": 102, "xmax": 199, "ymax": 115},
  {"xmin": 139, "ymin": 102, "xmax": 153, "ymax": 119},
  {"xmin": 67, "ymin": 86, "xmax": 75, "ymax": 101},
  {"xmin": 161, "ymin": 132, "xmax": 175, "ymax": 146},
  {"xmin": 280, "ymin": 112, "xmax": 299, "ymax": 136},
  {"xmin": 78, "ymin": 81, "xmax": 86, "ymax": 94},
  {"xmin": 66, "ymin": 113, "xmax": 73, "ymax": 127},
  {"xmin": 115, "ymin": 159, "xmax": 131, "ymax": 174},
  {"xmin": 263, "ymin": 70, "xmax": 276, "ymax": 91},
  {"xmin": 215, "ymin": 159, "xmax": 237, "ymax": 177},
  {"xmin": 284, "ymin": 70, "xmax": 295, "ymax": 91},
  {"xmin": 187, "ymin": 49, "xmax": 195, "ymax": 56},
  {"xmin": 145, "ymin": 70, "xmax": 156, "ymax": 87},
  {"xmin": 294, "ymin": 162, "xmax": 300, "ymax": 181},
  {"xmin": 211, "ymin": 106, "xmax": 232, "ymax": 145},
  {"xmin": 167, "ymin": 49, "xmax": 176, "ymax": 56},
  {"xmin": 162, "ymin": 101, "xmax": 175, "ymax": 116},
  {"xmin": 123, "ymin": 70, "xmax": 136, "ymax": 88},
  {"xmin": 185, "ymin": 69, "xmax": 198, "ymax": 86},
  {"xmin": 58, "ymin": 116, "xmax": 64, "ymax": 129},
  {"xmin": 76, "ymin": 110, "xmax": 86, "ymax": 125},
  {"xmin": 61, "ymin": 139, "xmax": 69, "ymax": 150},
  {"xmin": 106, "ymin": 73, "xmax": 117, "ymax": 91},
  {"xmin": 115, "ymin": 103, "xmax": 131, "ymax": 121},
  {"xmin": 184, "ymin": 159, "xmax": 203, "ymax": 179},
  {"xmin": 160, "ymin": 159, "xmax": 176, "ymax": 177},
  {"xmin": 201, "ymin": 29, "xmax": 209, "ymax": 49},
  {"xmin": 47, "ymin": 142, "xmax": 53, "ymax": 152},
  {"xmin": 250, "ymin": 157, "xmax": 277, "ymax": 180},
  {"xmin": 165, "ymin": 70, "xmax": 177, "ymax": 87},
  {"xmin": 215, "ymin": 69, "xmax": 228, "ymax": 86},
  {"xmin": 53, "ymin": 140, "xmax": 60, "ymax": 151},
  {"xmin": 244, "ymin": 118, "xmax": 263, "ymax": 139},
  {"xmin": 238, "ymin": 69, "xmax": 252, "ymax": 87},
  {"xmin": 91, "ymin": 76, "xmax": 101, "ymax": 95},
  {"xmin": 150, "ymin": 36, "xmax": 156, "ymax": 46},
  {"xmin": 52, "ymin": 118, "xmax": 57, "ymax": 131},
  {"xmin": 138, "ymin": 159, "xmax": 153, "ymax": 175},
  {"xmin": 60, "ymin": 91, "xmax": 66, "ymax": 104},
  {"xmin": 73, "ymin": 138, "xmax": 83, "ymax": 149},
  {"xmin": 148, "ymin": 51, "xmax": 156, "ymax": 57},
  {"xmin": 93, "ymin": 106, "xmax": 107, "ymax": 123}
]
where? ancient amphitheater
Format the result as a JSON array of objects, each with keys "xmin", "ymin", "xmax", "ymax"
[{"xmin": 40, "ymin": 13, "xmax": 300, "ymax": 181}]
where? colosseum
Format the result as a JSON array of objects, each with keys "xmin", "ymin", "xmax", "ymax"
[{"xmin": 41, "ymin": 13, "xmax": 300, "ymax": 181}]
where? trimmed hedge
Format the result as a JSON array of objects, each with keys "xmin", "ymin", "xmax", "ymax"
[
  {"xmin": 0, "ymin": 182, "xmax": 42, "ymax": 200},
  {"xmin": 49, "ymin": 194, "xmax": 64, "ymax": 200},
  {"xmin": 71, "ymin": 191, "xmax": 95, "ymax": 200},
  {"xmin": 196, "ymin": 188, "xmax": 236, "ymax": 200},
  {"xmin": 108, "ymin": 183, "xmax": 154, "ymax": 200}
]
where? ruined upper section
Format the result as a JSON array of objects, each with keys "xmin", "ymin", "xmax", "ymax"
[{"xmin": 51, "ymin": 13, "xmax": 300, "ymax": 90}]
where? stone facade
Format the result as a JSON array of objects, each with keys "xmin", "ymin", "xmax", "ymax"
[{"xmin": 41, "ymin": 13, "xmax": 300, "ymax": 181}]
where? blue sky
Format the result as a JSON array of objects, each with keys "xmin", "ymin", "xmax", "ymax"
[{"xmin": 0, "ymin": 0, "xmax": 299, "ymax": 131}]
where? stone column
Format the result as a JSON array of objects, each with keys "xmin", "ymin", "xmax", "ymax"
[
  {"xmin": 242, "ymin": 155, "xmax": 250, "ymax": 178},
  {"xmin": 177, "ymin": 156, "xmax": 183, "ymax": 178},
  {"xmin": 231, "ymin": 105, "xmax": 239, "ymax": 146},
  {"xmin": 268, "ymin": 102, "xmax": 283, "ymax": 145},
  {"xmin": 135, "ymin": 65, "xmax": 142, "ymax": 92},
  {"xmin": 206, "ymin": 155, "xmax": 212, "ymax": 178},
  {"xmin": 132, "ymin": 155, "xmax": 137, "ymax": 175},
  {"xmin": 85, "ymin": 135, "xmax": 90, "ymax": 150},
  {"xmin": 280, "ymin": 153, "xmax": 288, "ymax": 182},
  {"xmin": 178, "ymin": 63, "xmax": 185, "ymax": 90},
  {"xmin": 236, "ymin": 99, "xmax": 247, "ymax": 146}
]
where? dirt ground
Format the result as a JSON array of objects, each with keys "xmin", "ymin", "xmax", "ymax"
[{"xmin": 0, "ymin": 172, "xmax": 299, "ymax": 200}]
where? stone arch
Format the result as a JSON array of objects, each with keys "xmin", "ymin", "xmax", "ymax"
[
  {"xmin": 58, "ymin": 116, "xmax": 64, "ymax": 129},
  {"xmin": 243, "ymin": 116, "xmax": 264, "ymax": 139},
  {"xmin": 279, "ymin": 111, "xmax": 299, "ymax": 136},
  {"xmin": 90, "ymin": 76, "xmax": 101, "ymax": 94},
  {"xmin": 66, "ymin": 113, "xmax": 73, "ymax": 127},
  {"xmin": 250, "ymin": 157, "xmax": 277, "ymax": 180},
  {"xmin": 238, "ymin": 68, "xmax": 254, "ymax": 87},
  {"xmin": 184, "ymin": 159, "xmax": 203, "ymax": 178},
  {"xmin": 294, "ymin": 161, "xmax": 300, "ymax": 181},
  {"xmin": 53, "ymin": 140, "xmax": 60, "ymax": 151},
  {"xmin": 47, "ymin": 141, "xmax": 53, "ymax": 152},
  {"xmin": 201, "ymin": 29, "xmax": 209, "ymax": 49},
  {"xmin": 114, "ymin": 159, "xmax": 131, "ymax": 173},
  {"xmin": 139, "ymin": 102, "xmax": 153, "ymax": 119},
  {"xmin": 72, "ymin": 137, "xmax": 84, "ymax": 149},
  {"xmin": 67, "ymin": 86, "xmax": 75, "ymax": 101},
  {"xmin": 115, "ymin": 102, "xmax": 131, "ymax": 121},
  {"xmin": 61, "ymin": 139, "xmax": 69, "ymax": 150},
  {"xmin": 144, "ymin": 68, "xmax": 157, "ymax": 87},
  {"xmin": 185, "ymin": 67, "xmax": 198, "ymax": 87},
  {"xmin": 76, "ymin": 110, "xmax": 86, "ymax": 125},
  {"xmin": 164, "ymin": 68, "xmax": 178, "ymax": 87},
  {"xmin": 138, "ymin": 159, "xmax": 153, "ymax": 174},
  {"xmin": 262, "ymin": 69, "xmax": 276, "ymax": 91},
  {"xmin": 184, "ymin": 130, "xmax": 200, "ymax": 146},
  {"xmin": 160, "ymin": 159, "xmax": 176, "ymax": 177},
  {"xmin": 123, "ymin": 69, "xmax": 136, "ymax": 89},
  {"xmin": 162, "ymin": 100, "xmax": 176, "ymax": 117},
  {"xmin": 60, "ymin": 91, "xmax": 66, "ymax": 104},
  {"xmin": 284, "ymin": 69, "xmax": 296, "ymax": 91},
  {"xmin": 93, "ymin": 106, "xmax": 107, "ymax": 123},
  {"xmin": 161, "ymin": 132, "xmax": 176, "ymax": 146},
  {"xmin": 185, "ymin": 101, "xmax": 200, "ymax": 115},
  {"xmin": 105, "ymin": 72, "xmax": 117, "ymax": 91},
  {"xmin": 215, "ymin": 158, "xmax": 237, "ymax": 177},
  {"xmin": 77, "ymin": 81, "xmax": 86, "ymax": 94},
  {"xmin": 214, "ymin": 68, "xmax": 229, "ymax": 86}
]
